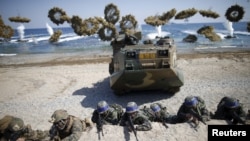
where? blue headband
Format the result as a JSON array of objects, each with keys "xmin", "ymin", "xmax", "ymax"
[
  {"xmin": 185, "ymin": 97, "xmax": 198, "ymax": 106},
  {"xmin": 126, "ymin": 106, "xmax": 138, "ymax": 113},
  {"xmin": 151, "ymin": 105, "xmax": 161, "ymax": 112},
  {"xmin": 97, "ymin": 105, "xmax": 109, "ymax": 113},
  {"xmin": 226, "ymin": 100, "xmax": 239, "ymax": 108}
]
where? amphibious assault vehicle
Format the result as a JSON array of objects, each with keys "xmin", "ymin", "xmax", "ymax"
[{"xmin": 109, "ymin": 32, "xmax": 184, "ymax": 95}]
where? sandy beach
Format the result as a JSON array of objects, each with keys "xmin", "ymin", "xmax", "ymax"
[{"xmin": 0, "ymin": 51, "xmax": 250, "ymax": 141}]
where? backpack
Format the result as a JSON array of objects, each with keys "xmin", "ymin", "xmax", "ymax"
[
  {"xmin": 0, "ymin": 115, "xmax": 13, "ymax": 133},
  {"xmin": 67, "ymin": 116, "xmax": 93, "ymax": 132},
  {"xmin": 110, "ymin": 103, "xmax": 124, "ymax": 120}
]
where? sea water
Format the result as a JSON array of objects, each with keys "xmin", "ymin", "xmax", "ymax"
[{"xmin": 0, "ymin": 21, "xmax": 250, "ymax": 58}]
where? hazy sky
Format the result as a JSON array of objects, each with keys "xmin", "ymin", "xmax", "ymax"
[{"xmin": 1, "ymin": 0, "xmax": 250, "ymax": 29}]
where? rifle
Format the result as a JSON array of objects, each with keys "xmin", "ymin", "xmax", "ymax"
[
  {"xmin": 10, "ymin": 127, "xmax": 28, "ymax": 141},
  {"xmin": 189, "ymin": 109, "xmax": 206, "ymax": 125},
  {"xmin": 97, "ymin": 113, "xmax": 104, "ymax": 140},
  {"xmin": 230, "ymin": 111, "xmax": 246, "ymax": 125},
  {"xmin": 49, "ymin": 125, "xmax": 60, "ymax": 141},
  {"xmin": 161, "ymin": 118, "xmax": 169, "ymax": 129},
  {"xmin": 127, "ymin": 115, "xmax": 139, "ymax": 141}
]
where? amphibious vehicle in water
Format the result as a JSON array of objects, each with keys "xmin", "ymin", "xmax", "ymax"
[{"xmin": 108, "ymin": 32, "xmax": 184, "ymax": 95}]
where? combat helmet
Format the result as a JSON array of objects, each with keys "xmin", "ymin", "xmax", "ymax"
[
  {"xmin": 224, "ymin": 97, "xmax": 239, "ymax": 108},
  {"xmin": 97, "ymin": 101, "xmax": 109, "ymax": 114},
  {"xmin": 126, "ymin": 102, "xmax": 138, "ymax": 113},
  {"xmin": 150, "ymin": 103, "xmax": 161, "ymax": 113},
  {"xmin": 184, "ymin": 96, "xmax": 198, "ymax": 107},
  {"xmin": 8, "ymin": 117, "xmax": 24, "ymax": 132},
  {"xmin": 49, "ymin": 109, "xmax": 69, "ymax": 123}
]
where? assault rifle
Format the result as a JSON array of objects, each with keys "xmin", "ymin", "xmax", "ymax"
[
  {"xmin": 128, "ymin": 115, "xmax": 139, "ymax": 141},
  {"xmin": 97, "ymin": 114, "xmax": 104, "ymax": 140},
  {"xmin": 189, "ymin": 109, "xmax": 206, "ymax": 125}
]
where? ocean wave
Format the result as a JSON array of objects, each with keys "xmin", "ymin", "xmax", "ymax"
[
  {"xmin": 215, "ymin": 29, "xmax": 250, "ymax": 36},
  {"xmin": 58, "ymin": 36, "xmax": 84, "ymax": 42},
  {"xmin": 182, "ymin": 30, "xmax": 197, "ymax": 35},
  {"xmin": 0, "ymin": 53, "xmax": 17, "ymax": 56},
  {"xmin": 195, "ymin": 45, "xmax": 238, "ymax": 50},
  {"xmin": 9, "ymin": 33, "xmax": 86, "ymax": 43},
  {"xmin": 234, "ymin": 31, "xmax": 250, "ymax": 36},
  {"xmin": 182, "ymin": 29, "xmax": 250, "ymax": 37},
  {"xmin": 216, "ymin": 33, "xmax": 227, "ymax": 39}
]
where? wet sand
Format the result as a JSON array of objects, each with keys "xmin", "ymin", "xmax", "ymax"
[{"xmin": 0, "ymin": 50, "xmax": 250, "ymax": 141}]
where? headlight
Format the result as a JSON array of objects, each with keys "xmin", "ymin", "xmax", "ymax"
[
  {"xmin": 126, "ymin": 51, "xmax": 136, "ymax": 59},
  {"xmin": 158, "ymin": 50, "xmax": 168, "ymax": 57}
]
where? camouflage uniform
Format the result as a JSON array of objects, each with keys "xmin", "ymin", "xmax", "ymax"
[
  {"xmin": 177, "ymin": 96, "xmax": 210, "ymax": 123},
  {"xmin": 49, "ymin": 109, "xmax": 93, "ymax": 141},
  {"xmin": 0, "ymin": 115, "xmax": 49, "ymax": 141},
  {"xmin": 140, "ymin": 103, "xmax": 177, "ymax": 124},
  {"xmin": 91, "ymin": 101, "xmax": 124, "ymax": 126},
  {"xmin": 246, "ymin": 110, "xmax": 250, "ymax": 125},
  {"xmin": 213, "ymin": 96, "xmax": 247, "ymax": 125},
  {"xmin": 119, "ymin": 102, "xmax": 152, "ymax": 131}
]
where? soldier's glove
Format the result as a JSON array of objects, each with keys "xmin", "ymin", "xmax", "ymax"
[
  {"xmin": 97, "ymin": 125, "xmax": 102, "ymax": 131},
  {"xmin": 185, "ymin": 113, "xmax": 192, "ymax": 120},
  {"xmin": 135, "ymin": 126, "xmax": 138, "ymax": 131},
  {"xmin": 53, "ymin": 136, "xmax": 61, "ymax": 141},
  {"xmin": 202, "ymin": 116, "xmax": 209, "ymax": 122},
  {"xmin": 125, "ymin": 121, "xmax": 132, "ymax": 132},
  {"xmin": 192, "ymin": 117, "xmax": 199, "ymax": 125},
  {"xmin": 127, "ymin": 126, "xmax": 132, "ymax": 132}
]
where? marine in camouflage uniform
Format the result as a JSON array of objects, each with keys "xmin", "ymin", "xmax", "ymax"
[
  {"xmin": 49, "ymin": 109, "xmax": 93, "ymax": 141},
  {"xmin": 0, "ymin": 115, "xmax": 49, "ymax": 141},
  {"xmin": 177, "ymin": 96, "xmax": 210, "ymax": 124},
  {"xmin": 91, "ymin": 101, "xmax": 124, "ymax": 126},
  {"xmin": 212, "ymin": 96, "xmax": 247, "ymax": 125},
  {"xmin": 140, "ymin": 103, "xmax": 177, "ymax": 124},
  {"xmin": 120, "ymin": 102, "xmax": 152, "ymax": 131}
]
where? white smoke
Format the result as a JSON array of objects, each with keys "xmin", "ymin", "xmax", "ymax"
[
  {"xmin": 155, "ymin": 25, "xmax": 162, "ymax": 37},
  {"xmin": 144, "ymin": 24, "xmax": 170, "ymax": 40},
  {"xmin": 17, "ymin": 24, "xmax": 25, "ymax": 40},
  {"xmin": 46, "ymin": 23, "xmax": 54, "ymax": 36},
  {"xmin": 223, "ymin": 20, "xmax": 234, "ymax": 37},
  {"xmin": 32, "ymin": 35, "xmax": 38, "ymax": 44},
  {"xmin": 135, "ymin": 22, "xmax": 142, "ymax": 32}
]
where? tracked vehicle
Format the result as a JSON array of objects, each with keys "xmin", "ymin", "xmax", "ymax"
[{"xmin": 109, "ymin": 33, "xmax": 184, "ymax": 95}]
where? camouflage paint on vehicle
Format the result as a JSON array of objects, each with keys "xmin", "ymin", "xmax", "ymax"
[{"xmin": 109, "ymin": 33, "xmax": 184, "ymax": 95}]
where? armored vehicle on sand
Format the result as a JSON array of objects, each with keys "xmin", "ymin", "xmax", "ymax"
[{"xmin": 109, "ymin": 32, "xmax": 184, "ymax": 95}]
